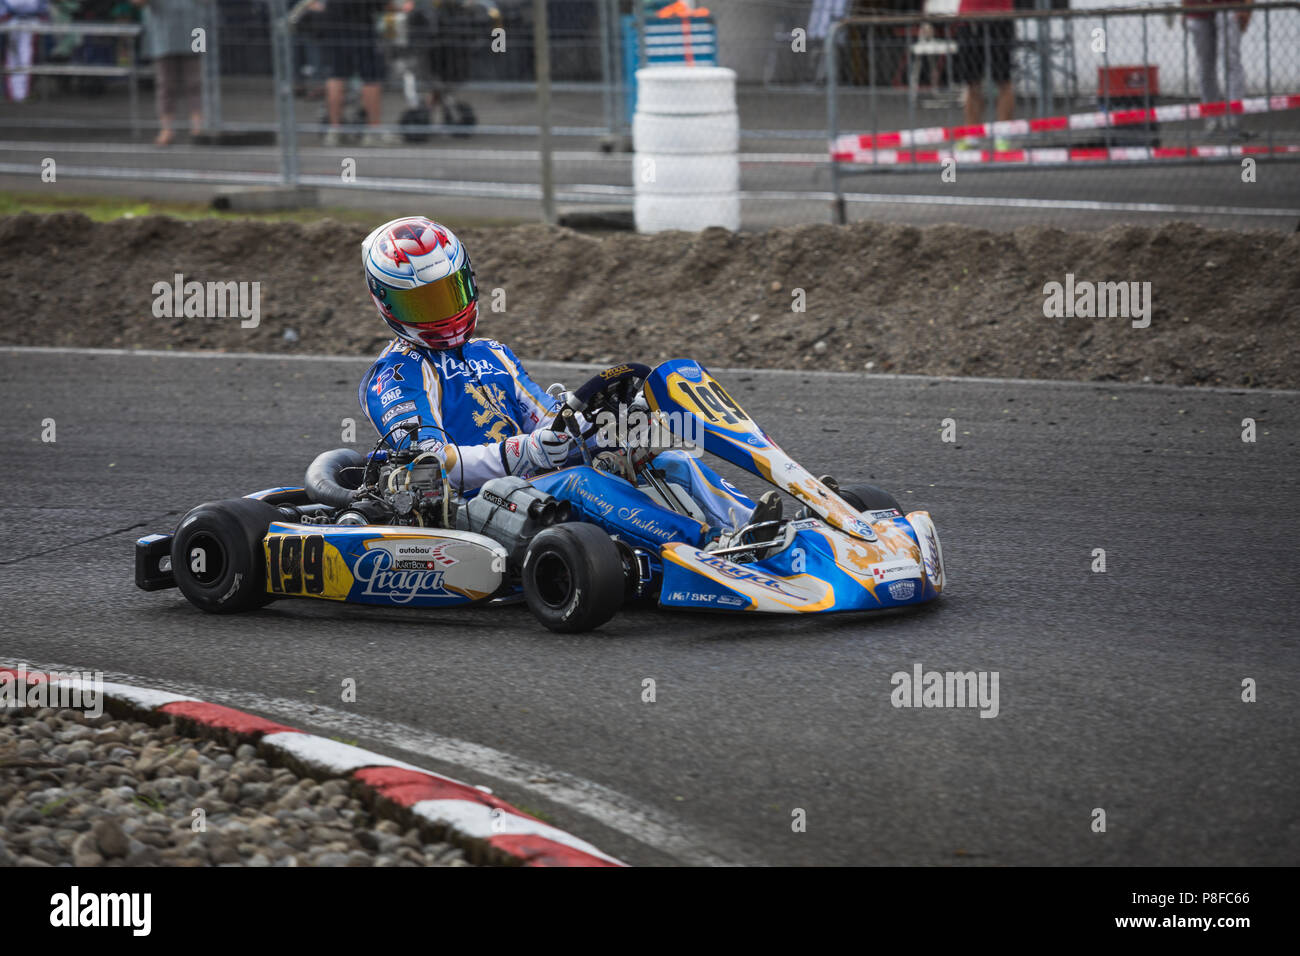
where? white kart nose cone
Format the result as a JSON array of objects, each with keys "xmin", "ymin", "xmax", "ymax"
[{"xmin": 907, "ymin": 511, "xmax": 946, "ymax": 593}]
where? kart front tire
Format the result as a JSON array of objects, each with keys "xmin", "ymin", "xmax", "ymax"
[
  {"xmin": 522, "ymin": 523, "xmax": 624, "ymax": 633},
  {"xmin": 170, "ymin": 498, "xmax": 280, "ymax": 614},
  {"xmin": 837, "ymin": 483, "xmax": 906, "ymax": 515}
]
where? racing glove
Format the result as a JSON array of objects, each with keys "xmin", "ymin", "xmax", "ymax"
[{"xmin": 501, "ymin": 429, "xmax": 575, "ymax": 476}]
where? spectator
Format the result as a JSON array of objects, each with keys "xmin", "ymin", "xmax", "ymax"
[
  {"xmin": 404, "ymin": 0, "xmax": 489, "ymax": 132},
  {"xmin": 133, "ymin": 0, "xmax": 205, "ymax": 146},
  {"xmin": 953, "ymin": 0, "xmax": 1014, "ymax": 151},
  {"xmin": 1186, "ymin": 0, "xmax": 1253, "ymax": 138},
  {"xmin": 2, "ymin": 0, "xmax": 49, "ymax": 103},
  {"xmin": 310, "ymin": 0, "xmax": 398, "ymax": 146}
]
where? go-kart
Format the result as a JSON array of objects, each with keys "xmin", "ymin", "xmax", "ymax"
[{"xmin": 135, "ymin": 359, "xmax": 945, "ymax": 632}]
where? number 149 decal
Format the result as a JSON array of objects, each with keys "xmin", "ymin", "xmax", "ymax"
[{"xmin": 675, "ymin": 379, "xmax": 749, "ymax": 425}]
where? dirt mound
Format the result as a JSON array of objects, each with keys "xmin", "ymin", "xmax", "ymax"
[{"xmin": 1, "ymin": 212, "xmax": 1296, "ymax": 388}]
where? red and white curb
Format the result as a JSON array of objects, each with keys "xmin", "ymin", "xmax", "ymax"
[{"xmin": 1, "ymin": 667, "xmax": 624, "ymax": 868}]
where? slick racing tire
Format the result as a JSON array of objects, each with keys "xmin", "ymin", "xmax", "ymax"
[
  {"xmin": 170, "ymin": 498, "xmax": 280, "ymax": 614},
  {"xmin": 522, "ymin": 523, "xmax": 625, "ymax": 633},
  {"xmin": 837, "ymin": 483, "xmax": 906, "ymax": 516}
]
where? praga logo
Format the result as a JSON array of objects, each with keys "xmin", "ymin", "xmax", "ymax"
[
  {"xmin": 354, "ymin": 547, "xmax": 447, "ymax": 604},
  {"xmin": 694, "ymin": 552, "xmax": 795, "ymax": 595},
  {"xmin": 437, "ymin": 354, "xmax": 505, "ymax": 380}
]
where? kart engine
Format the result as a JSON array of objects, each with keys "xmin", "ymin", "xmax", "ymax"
[
  {"xmin": 453, "ymin": 476, "xmax": 571, "ymax": 564},
  {"xmin": 337, "ymin": 447, "xmax": 456, "ymax": 528},
  {"xmin": 305, "ymin": 446, "xmax": 571, "ymax": 564}
]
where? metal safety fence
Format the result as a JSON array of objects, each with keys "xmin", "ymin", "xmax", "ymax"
[
  {"xmin": 0, "ymin": 1, "xmax": 1297, "ymax": 231},
  {"xmin": 827, "ymin": 3, "xmax": 1300, "ymax": 224}
]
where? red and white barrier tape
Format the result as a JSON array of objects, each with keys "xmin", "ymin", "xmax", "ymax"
[
  {"xmin": 831, "ymin": 93, "xmax": 1300, "ymax": 155},
  {"xmin": 833, "ymin": 143, "xmax": 1300, "ymax": 167}
]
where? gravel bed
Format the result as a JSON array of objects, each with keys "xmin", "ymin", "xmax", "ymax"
[{"xmin": 0, "ymin": 708, "xmax": 475, "ymax": 867}]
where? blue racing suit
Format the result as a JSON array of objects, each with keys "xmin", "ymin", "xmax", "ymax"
[{"xmin": 359, "ymin": 338, "xmax": 756, "ymax": 534}]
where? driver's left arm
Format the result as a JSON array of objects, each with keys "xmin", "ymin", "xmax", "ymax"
[
  {"xmin": 491, "ymin": 341, "xmax": 615, "ymax": 465},
  {"xmin": 488, "ymin": 341, "xmax": 561, "ymax": 433}
]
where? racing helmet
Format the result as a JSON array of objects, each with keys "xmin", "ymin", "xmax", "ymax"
[{"xmin": 362, "ymin": 216, "xmax": 478, "ymax": 350}]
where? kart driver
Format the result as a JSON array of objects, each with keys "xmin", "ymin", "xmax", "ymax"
[{"xmin": 356, "ymin": 216, "xmax": 779, "ymax": 541}]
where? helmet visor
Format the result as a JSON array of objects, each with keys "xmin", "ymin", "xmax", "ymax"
[{"xmin": 374, "ymin": 261, "xmax": 476, "ymax": 329}]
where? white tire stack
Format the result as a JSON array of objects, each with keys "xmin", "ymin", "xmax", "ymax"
[{"xmin": 633, "ymin": 66, "xmax": 740, "ymax": 233}]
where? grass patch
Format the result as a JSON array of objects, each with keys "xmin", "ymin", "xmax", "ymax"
[
  {"xmin": 39, "ymin": 795, "xmax": 73, "ymax": 816},
  {"xmin": 132, "ymin": 792, "xmax": 166, "ymax": 813},
  {"xmin": 511, "ymin": 804, "xmax": 557, "ymax": 825},
  {"xmin": 0, "ymin": 190, "xmax": 528, "ymax": 230}
]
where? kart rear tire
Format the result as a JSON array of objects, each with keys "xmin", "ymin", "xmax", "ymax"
[
  {"xmin": 522, "ymin": 523, "xmax": 624, "ymax": 633},
  {"xmin": 170, "ymin": 498, "xmax": 280, "ymax": 614},
  {"xmin": 837, "ymin": 483, "xmax": 905, "ymax": 515}
]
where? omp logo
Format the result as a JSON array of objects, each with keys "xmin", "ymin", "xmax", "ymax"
[
  {"xmin": 50, "ymin": 886, "xmax": 151, "ymax": 936},
  {"xmin": 694, "ymin": 552, "xmax": 793, "ymax": 594},
  {"xmin": 379, "ymin": 387, "xmax": 403, "ymax": 406}
]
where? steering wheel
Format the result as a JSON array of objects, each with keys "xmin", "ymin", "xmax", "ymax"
[
  {"xmin": 550, "ymin": 363, "xmax": 651, "ymax": 467},
  {"xmin": 550, "ymin": 363, "xmax": 651, "ymax": 433}
]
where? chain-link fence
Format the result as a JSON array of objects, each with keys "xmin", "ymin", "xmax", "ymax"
[
  {"xmin": 0, "ymin": 1, "xmax": 1296, "ymax": 230},
  {"xmin": 827, "ymin": 3, "xmax": 1300, "ymax": 226}
]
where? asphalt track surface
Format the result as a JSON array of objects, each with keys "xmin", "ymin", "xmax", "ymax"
[{"xmin": 2, "ymin": 347, "xmax": 1297, "ymax": 866}]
